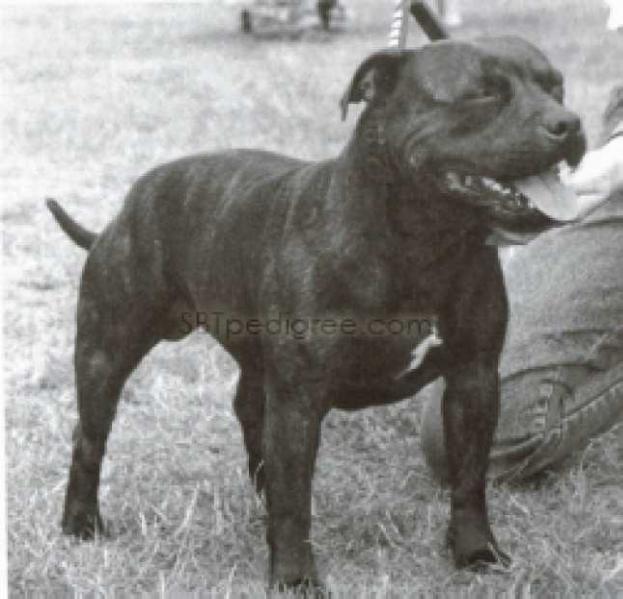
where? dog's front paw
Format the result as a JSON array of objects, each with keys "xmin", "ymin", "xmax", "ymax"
[
  {"xmin": 62, "ymin": 504, "xmax": 105, "ymax": 540},
  {"xmin": 447, "ymin": 521, "xmax": 511, "ymax": 570},
  {"xmin": 270, "ymin": 551, "xmax": 323, "ymax": 596},
  {"xmin": 271, "ymin": 577, "xmax": 327, "ymax": 598}
]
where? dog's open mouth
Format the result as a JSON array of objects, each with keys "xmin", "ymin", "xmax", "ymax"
[
  {"xmin": 442, "ymin": 163, "xmax": 583, "ymax": 244},
  {"xmin": 444, "ymin": 164, "xmax": 580, "ymax": 220},
  {"xmin": 445, "ymin": 172, "xmax": 537, "ymax": 214}
]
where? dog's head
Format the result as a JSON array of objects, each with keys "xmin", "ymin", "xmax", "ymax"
[{"xmin": 341, "ymin": 37, "xmax": 587, "ymax": 243}]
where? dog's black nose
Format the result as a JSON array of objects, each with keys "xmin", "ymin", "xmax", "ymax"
[{"xmin": 543, "ymin": 112, "xmax": 581, "ymax": 141}]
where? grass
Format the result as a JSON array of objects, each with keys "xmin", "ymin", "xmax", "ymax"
[{"xmin": 3, "ymin": 0, "xmax": 623, "ymax": 595}]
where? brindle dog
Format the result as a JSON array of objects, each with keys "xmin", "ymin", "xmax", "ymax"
[{"xmin": 48, "ymin": 37, "xmax": 585, "ymax": 589}]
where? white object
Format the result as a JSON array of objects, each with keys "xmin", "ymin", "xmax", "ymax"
[
  {"xmin": 605, "ymin": 0, "xmax": 623, "ymax": 30},
  {"xmin": 394, "ymin": 324, "xmax": 443, "ymax": 379},
  {"xmin": 388, "ymin": 0, "xmax": 409, "ymax": 48},
  {"xmin": 440, "ymin": 0, "xmax": 462, "ymax": 27}
]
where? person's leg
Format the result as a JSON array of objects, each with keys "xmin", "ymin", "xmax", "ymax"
[{"xmin": 421, "ymin": 362, "xmax": 623, "ymax": 482}]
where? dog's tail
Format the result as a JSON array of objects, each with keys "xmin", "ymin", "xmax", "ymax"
[{"xmin": 45, "ymin": 198, "xmax": 97, "ymax": 250}]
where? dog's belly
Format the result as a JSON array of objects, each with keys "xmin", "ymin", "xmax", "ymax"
[
  {"xmin": 330, "ymin": 366, "xmax": 440, "ymax": 410},
  {"xmin": 325, "ymin": 335, "xmax": 443, "ymax": 410}
]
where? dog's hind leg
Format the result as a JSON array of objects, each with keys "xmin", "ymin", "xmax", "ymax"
[
  {"xmin": 61, "ymin": 247, "xmax": 170, "ymax": 539},
  {"xmin": 233, "ymin": 359, "xmax": 266, "ymax": 493},
  {"xmin": 62, "ymin": 295, "xmax": 162, "ymax": 538}
]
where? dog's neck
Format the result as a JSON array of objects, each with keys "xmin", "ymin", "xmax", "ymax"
[{"xmin": 324, "ymin": 112, "xmax": 486, "ymax": 268}]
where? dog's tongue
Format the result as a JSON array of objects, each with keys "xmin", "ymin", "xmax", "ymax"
[{"xmin": 512, "ymin": 170, "xmax": 580, "ymax": 222}]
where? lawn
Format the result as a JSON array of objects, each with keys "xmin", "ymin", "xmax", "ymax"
[{"xmin": 2, "ymin": 0, "xmax": 622, "ymax": 596}]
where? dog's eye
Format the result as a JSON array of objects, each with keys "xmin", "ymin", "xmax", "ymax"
[
  {"xmin": 463, "ymin": 77, "xmax": 509, "ymax": 104},
  {"xmin": 549, "ymin": 83, "xmax": 564, "ymax": 103},
  {"xmin": 537, "ymin": 70, "xmax": 564, "ymax": 103}
]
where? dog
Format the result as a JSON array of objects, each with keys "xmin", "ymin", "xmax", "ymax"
[{"xmin": 48, "ymin": 36, "xmax": 585, "ymax": 590}]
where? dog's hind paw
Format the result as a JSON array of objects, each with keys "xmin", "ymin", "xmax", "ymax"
[{"xmin": 61, "ymin": 507, "xmax": 105, "ymax": 540}]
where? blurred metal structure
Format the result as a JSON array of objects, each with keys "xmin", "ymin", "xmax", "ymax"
[
  {"xmin": 388, "ymin": 1, "xmax": 449, "ymax": 49},
  {"xmin": 387, "ymin": 0, "xmax": 409, "ymax": 48},
  {"xmin": 605, "ymin": 0, "xmax": 623, "ymax": 30},
  {"xmin": 240, "ymin": 0, "xmax": 348, "ymax": 36}
]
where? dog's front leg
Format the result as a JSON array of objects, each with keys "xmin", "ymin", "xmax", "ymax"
[
  {"xmin": 443, "ymin": 357, "xmax": 510, "ymax": 568},
  {"xmin": 262, "ymin": 373, "xmax": 325, "ymax": 590}
]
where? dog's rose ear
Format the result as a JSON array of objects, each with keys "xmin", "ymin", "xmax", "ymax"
[{"xmin": 340, "ymin": 50, "xmax": 407, "ymax": 120}]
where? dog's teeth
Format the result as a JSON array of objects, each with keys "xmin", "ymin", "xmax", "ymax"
[
  {"xmin": 482, "ymin": 177, "xmax": 507, "ymax": 193},
  {"xmin": 464, "ymin": 175, "xmax": 474, "ymax": 187},
  {"xmin": 446, "ymin": 172, "xmax": 464, "ymax": 191}
]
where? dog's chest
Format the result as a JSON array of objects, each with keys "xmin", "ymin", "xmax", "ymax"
[
  {"xmin": 337, "ymin": 319, "xmax": 434, "ymax": 377},
  {"xmin": 325, "ymin": 272, "xmax": 453, "ymax": 384},
  {"xmin": 323, "ymin": 238, "xmax": 477, "ymax": 386}
]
